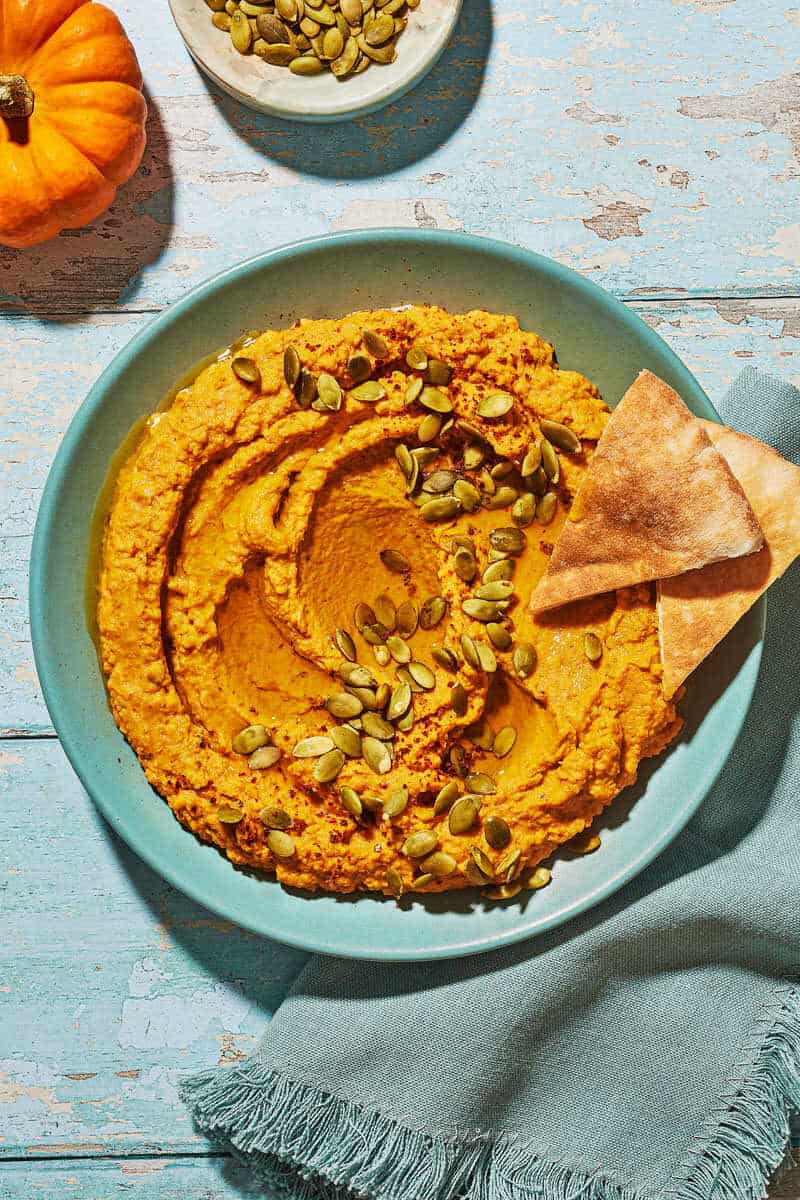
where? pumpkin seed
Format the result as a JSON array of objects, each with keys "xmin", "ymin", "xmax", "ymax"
[
  {"xmin": 408, "ymin": 661, "xmax": 435, "ymax": 691},
  {"xmin": 332, "ymin": 34, "xmax": 360, "ymax": 75},
  {"xmin": 421, "ymin": 496, "xmax": 461, "ymax": 522},
  {"xmin": 387, "ymin": 681, "xmax": 412, "ymax": 722},
  {"xmin": 331, "ymin": 725, "xmax": 362, "ymax": 758},
  {"xmin": 405, "ymin": 376, "xmax": 424, "ymax": 404},
  {"xmin": 480, "ymin": 467, "xmax": 496, "ymax": 497},
  {"xmin": 334, "ymin": 628, "xmax": 356, "ymax": 662},
  {"xmin": 454, "ymin": 548, "xmax": 478, "ymax": 583},
  {"xmin": 485, "ymin": 485, "xmax": 517, "ymax": 511},
  {"xmin": 432, "ymin": 644, "xmax": 459, "ymax": 672},
  {"xmin": 396, "ymin": 600, "xmax": 418, "ymax": 637},
  {"xmin": 250, "ymin": 745, "xmax": 282, "ymax": 770},
  {"xmin": 419, "ymin": 596, "xmax": 447, "ymax": 630},
  {"xmin": 293, "ymin": 734, "xmax": 335, "ymax": 758},
  {"xmin": 412, "ymin": 446, "xmax": 438, "ymax": 466},
  {"xmin": 375, "ymin": 682, "xmax": 391, "ymax": 710},
  {"xmin": 373, "ymin": 592, "xmax": 396, "ymax": 631},
  {"xmin": 483, "ymin": 558, "xmax": 515, "ymax": 584},
  {"xmin": 571, "ymin": 830, "xmax": 602, "ymax": 855},
  {"xmin": 361, "ymin": 711, "xmax": 395, "ymax": 740},
  {"xmin": 386, "ymin": 867, "xmax": 404, "ymax": 898},
  {"xmin": 453, "ymin": 478, "xmax": 481, "ymax": 512},
  {"xmin": 258, "ymin": 807, "xmax": 291, "ymax": 833},
  {"xmin": 351, "ymin": 380, "xmax": 386, "ymax": 403},
  {"xmin": 584, "ymin": 632, "xmax": 603, "ymax": 662},
  {"xmin": 364, "ymin": 10, "xmax": 394, "ymax": 42},
  {"xmin": 513, "ymin": 643, "xmax": 537, "ymax": 678},
  {"xmin": 449, "ymin": 683, "xmax": 468, "ymax": 716},
  {"xmin": 230, "ymin": 10, "xmax": 254, "ymax": 51},
  {"xmin": 540, "ymin": 419, "xmax": 581, "ymax": 453},
  {"xmin": 353, "ymin": 602, "xmax": 377, "ymax": 631},
  {"xmin": 396, "ymin": 708, "xmax": 415, "ymax": 732},
  {"xmin": 257, "ymin": 11, "xmax": 291, "ymax": 40},
  {"xmin": 540, "ymin": 438, "xmax": 560, "ymax": 482},
  {"xmin": 433, "ymin": 781, "xmax": 460, "ymax": 815},
  {"xmin": 291, "ymin": 49, "xmax": 326, "ymax": 71},
  {"xmin": 512, "ymin": 493, "xmax": 535, "ymax": 527},
  {"xmin": 206, "ymin": 0, "xmax": 228, "ymax": 11},
  {"xmin": 491, "ymin": 460, "xmax": 515, "ymax": 481},
  {"xmin": 217, "ymin": 804, "xmax": 244, "ymax": 824},
  {"xmin": 521, "ymin": 444, "xmax": 542, "ymax": 477},
  {"xmin": 460, "ymin": 633, "xmax": 481, "ymax": 670},
  {"xmin": 476, "ymin": 580, "xmax": 514, "ymax": 602},
  {"xmin": 406, "ymin": 343, "xmax": 428, "ymax": 371},
  {"xmin": 484, "ymin": 881, "xmax": 522, "ymax": 901},
  {"xmin": 232, "ymin": 354, "xmax": 260, "ymax": 384},
  {"xmin": 466, "ymin": 772, "xmax": 495, "ymax": 796},
  {"xmin": 526, "ymin": 466, "xmax": 548, "ymax": 496},
  {"xmin": 395, "ymin": 443, "xmax": 414, "ymax": 479},
  {"xmin": 464, "ymin": 858, "xmax": 491, "ymax": 885},
  {"xmin": 363, "ymin": 736, "xmax": 393, "ymax": 774},
  {"xmin": 276, "ymin": 0, "xmax": 298, "ymax": 16},
  {"xmin": 295, "ymin": 367, "xmax": 317, "ymax": 408},
  {"xmin": 268, "ymin": 830, "xmax": 296, "ymax": 858},
  {"xmin": 417, "ymin": 412, "xmax": 442, "ymax": 444},
  {"xmin": 489, "ymin": 527, "xmax": 526, "ymax": 556},
  {"xmin": 477, "ymin": 391, "xmax": 514, "ymax": 420},
  {"xmin": 381, "ymin": 547, "xmax": 411, "ymax": 574},
  {"xmin": 475, "ymin": 640, "xmax": 497, "ymax": 673},
  {"xmin": 420, "ymin": 850, "xmax": 457, "ymax": 877},
  {"xmin": 386, "ymin": 634, "xmax": 411, "ymax": 664},
  {"xmin": 232, "ymin": 724, "xmax": 270, "ymax": 755},
  {"xmin": 536, "ymin": 492, "xmax": 557, "ymax": 525},
  {"xmin": 348, "ymin": 352, "xmax": 372, "ymax": 382},
  {"xmin": 257, "ymin": 38, "xmax": 297, "ymax": 62},
  {"xmin": 487, "ymin": 622, "xmax": 512, "ymax": 651},
  {"xmin": 462, "ymin": 598, "xmax": 504, "ymax": 623},
  {"xmin": 383, "ymin": 786, "xmax": 408, "ymax": 819},
  {"xmin": 450, "ymin": 744, "xmax": 468, "ymax": 778},
  {"xmin": 314, "ymin": 749, "xmax": 345, "ymax": 783},
  {"xmin": 414, "ymin": 872, "xmax": 434, "ymax": 887},
  {"xmin": 484, "ymin": 815, "xmax": 511, "ymax": 850},
  {"xmin": 403, "ymin": 830, "xmax": 438, "ymax": 858},
  {"xmin": 493, "ymin": 725, "xmax": 517, "ymax": 758},
  {"xmin": 470, "ymin": 844, "xmax": 496, "ymax": 879},
  {"xmin": 498, "ymin": 848, "xmax": 522, "ymax": 883},
  {"xmin": 326, "ymin": 692, "xmax": 363, "ymax": 719},
  {"xmin": 422, "ymin": 469, "xmax": 457, "ymax": 494},
  {"xmin": 527, "ymin": 866, "xmax": 552, "ymax": 889},
  {"xmin": 339, "ymin": 661, "xmax": 376, "ymax": 688},
  {"xmin": 448, "ymin": 796, "xmax": 480, "ymax": 835},
  {"xmin": 362, "ymin": 328, "xmax": 389, "ymax": 358},
  {"xmin": 321, "ymin": 25, "xmax": 344, "ymax": 56},
  {"xmin": 357, "ymin": 31, "xmax": 396, "ymax": 62},
  {"xmin": 341, "ymin": 0, "xmax": 363, "ymax": 22},
  {"xmin": 212, "ymin": 12, "xmax": 232, "ymax": 29},
  {"xmin": 339, "ymin": 786, "xmax": 362, "ymax": 818},
  {"xmin": 426, "ymin": 359, "xmax": 453, "ymax": 386},
  {"xmin": 373, "ymin": 645, "xmax": 391, "ymax": 668},
  {"xmin": 463, "ymin": 442, "xmax": 485, "ymax": 470},
  {"xmin": 317, "ymin": 372, "xmax": 342, "ymax": 411},
  {"xmin": 418, "ymin": 386, "xmax": 453, "ymax": 414},
  {"xmin": 362, "ymin": 793, "xmax": 383, "ymax": 812}
]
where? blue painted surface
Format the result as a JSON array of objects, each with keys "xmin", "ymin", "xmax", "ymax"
[{"xmin": 1, "ymin": 0, "xmax": 799, "ymax": 1193}]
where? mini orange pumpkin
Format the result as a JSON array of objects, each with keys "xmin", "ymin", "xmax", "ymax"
[{"xmin": 0, "ymin": 0, "xmax": 147, "ymax": 248}]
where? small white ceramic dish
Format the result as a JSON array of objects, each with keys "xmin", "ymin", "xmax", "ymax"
[{"xmin": 168, "ymin": 0, "xmax": 462, "ymax": 122}]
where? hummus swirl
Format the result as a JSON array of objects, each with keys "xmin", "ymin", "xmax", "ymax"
[{"xmin": 98, "ymin": 305, "xmax": 682, "ymax": 896}]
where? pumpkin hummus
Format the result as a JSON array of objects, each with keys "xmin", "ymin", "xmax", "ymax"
[{"xmin": 97, "ymin": 305, "xmax": 682, "ymax": 898}]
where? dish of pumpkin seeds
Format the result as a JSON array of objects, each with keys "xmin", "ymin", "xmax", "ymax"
[
  {"xmin": 204, "ymin": 0, "xmax": 419, "ymax": 79},
  {"xmin": 97, "ymin": 303, "xmax": 684, "ymax": 903}
]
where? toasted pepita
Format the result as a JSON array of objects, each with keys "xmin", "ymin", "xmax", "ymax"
[
  {"xmin": 268, "ymin": 829, "xmax": 295, "ymax": 858},
  {"xmin": 493, "ymin": 726, "xmax": 517, "ymax": 758},
  {"xmin": 540, "ymin": 419, "xmax": 581, "ymax": 453},
  {"xmin": 232, "ymin": 724, "xmax": 270, "ymax": 755},
  {"xmin": 484, "ymin": 814, "xmax": 511, "ymax": 850},
  {"xmin": 396, "ymin": 600, "xmax": 418, "ymax": 637},
  {"xmin": 449, "ymin": 683, "xmax": 468, "ymax": 716},
  {"xmin": 477, "ymin": 391, "xmax": 514, "ymax": 419},
  {"xmin": 293, "ymin": 734, "xmax": 335, "ymax": 758},
  {"xmin": 362, "ymin": 736, "xmax": 392, "ymax": 774},
  {"xmin": 487, "ymin": 622, "xmax": 512, "ymax": 651},
  {"xmin": 403, "ymin": 830, "xmax": 438, "ymax": 858},
  {"xmin": 380, "ymin": 547, "xmax": 411, "ymax": 574},
  {"xmin": 431, "ymin": 644, "xmax": 459, "ymax": 672},
  {"xmin": 536, "ymin": 492, "xmax": 557, "ymax": 525},
  {"xmin": 351, "ymin": 380, "xmax": 386, "ymax": 403},
  {"xmin": 448, "ymin": 796, "xmax": 480, "ymax": 836},
  {"xmin": 433, "ymin": 780, "xmax": 460, "ymax": 815},
  {"xmin": 489, "ymin": 527, "xmax": 526, "ymax": 556},
  {"xmin": 419, "ymin": 596, "xmax": 447, "ymax": 630},
  {"xmin": 339, "ymin": 786, "xmax": 363, "ymax": 818},
  {"xmin": 513, "ymin": 643, "xmax": 537, "ymax": 678},
  {"xmin": 260, "ymin": 805, "xmax": 292, "ymax": 829}
]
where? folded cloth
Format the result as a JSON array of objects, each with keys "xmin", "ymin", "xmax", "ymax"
[{"xmin": 182, "ymin": 368, "xmax": 800, "ymax": 1200}]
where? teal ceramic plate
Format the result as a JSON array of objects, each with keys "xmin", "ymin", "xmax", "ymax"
[{"xmin": 30, "ymin": 231, "xmax": 764, "ymax": 961}]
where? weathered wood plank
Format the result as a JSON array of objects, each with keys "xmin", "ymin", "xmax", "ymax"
[
  {"xmin": 3, "ymin": 299, "xmax": 799, "ymax": 737},
  {"xmin": 0, "ymin": 739, "xmax": 308, "ymax": 1158},
  {"xmin": 0, "ymin": 0, "xmax": 798, "ymax": 314}
]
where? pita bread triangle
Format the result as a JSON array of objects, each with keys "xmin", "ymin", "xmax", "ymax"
[
  {"xmin": 530, "ymin": 371, "xmax": 764, "ymax": 613},
  {"xmin": 658, "ymin": 422, "xmax": 800, "ymax": 696}
]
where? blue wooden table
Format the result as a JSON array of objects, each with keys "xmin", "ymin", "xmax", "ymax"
[{"xmin": 2, "ymin": 1, "xmax": 799, "ymax": 1195}]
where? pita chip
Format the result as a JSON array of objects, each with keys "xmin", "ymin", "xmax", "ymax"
[
  {"xmin": 530, "ymin": 371, "xmax": 764, "ymax": 613},
  {"xmin": 658, "ymin": 422, "xmax": 800, "ymax": 697}
]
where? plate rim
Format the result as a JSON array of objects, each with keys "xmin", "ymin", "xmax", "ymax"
[{"xmin": 29, "ymin": 229, "xmax": 765, "ymax": 960}]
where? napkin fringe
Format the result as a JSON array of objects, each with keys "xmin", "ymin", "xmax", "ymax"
[
  {"xmin": 676, "ymin": 983, "xmax": 800, "ymax": 1200},
  {"xmin": 182, "ymin": 983, "xmax": 800, "ymax": 1200}
]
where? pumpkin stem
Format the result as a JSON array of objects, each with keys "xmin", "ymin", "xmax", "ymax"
[{"xmin": 0, "ymin": 74, "xmax": 34, "ymax": 120}]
